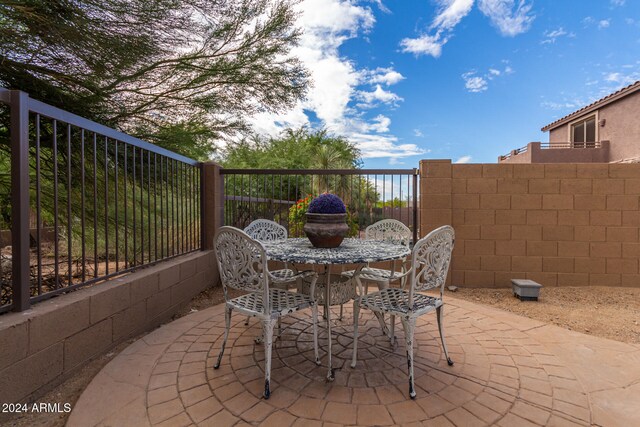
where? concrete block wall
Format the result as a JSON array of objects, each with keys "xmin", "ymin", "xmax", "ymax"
[
  {"xmin": 420, "ymin": 159, "xmax": 640, "ymax": 288},
  {"xmin": 0, "ymin": 250, "xmax": 217, "ymax": 404}
]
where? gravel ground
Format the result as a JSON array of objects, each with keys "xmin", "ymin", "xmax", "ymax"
[
  {"xmin": 2, "ymin": 285, "xmax": 638, "ymax": 427},
  {"xmin": 448, "ymin": 286, "xmax": 640, "ymax": 345}
]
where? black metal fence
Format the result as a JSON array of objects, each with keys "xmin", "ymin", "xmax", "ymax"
[
  {"xmin": 1, "ymin": 89, "xmax": 202, "ymax": 313},
  {"xmin": 221, "ymin": 168, "xmax": 419, "ymax": 243}
]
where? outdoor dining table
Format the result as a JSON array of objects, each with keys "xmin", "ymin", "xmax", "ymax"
[{"xmin": 262, "ymin": 237, "xmax": 410, "ymax": 381}]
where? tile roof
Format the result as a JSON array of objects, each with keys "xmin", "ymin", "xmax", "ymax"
[{"xmin": 541, "ymin": 80, "xmax": 640, "ymax": 131}]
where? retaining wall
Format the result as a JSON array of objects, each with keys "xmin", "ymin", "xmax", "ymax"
[{"xmin": 0, "ymin": 250, "xmax": 217, "ymax": 405}]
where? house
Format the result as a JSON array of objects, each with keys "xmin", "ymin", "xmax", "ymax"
[{"xmin": 499, "ymin": 80, "xmax": 640, "ymax": 163}]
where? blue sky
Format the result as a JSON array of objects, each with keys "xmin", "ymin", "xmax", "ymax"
[{"xmin": 249, "ymin": 0, "xmax": 640, "ymax": 168}]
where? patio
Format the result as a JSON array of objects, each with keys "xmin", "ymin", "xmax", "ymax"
[{"xmin": 68, "ymin": 297, "xmax": 640, "ymax": 427}]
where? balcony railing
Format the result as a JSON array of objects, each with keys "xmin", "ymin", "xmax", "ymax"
[{"xmin": 499, "ymin": 141, "xmax": 605, "ymax": 161}]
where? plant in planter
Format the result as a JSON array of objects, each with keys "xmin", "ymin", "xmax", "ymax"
[{"xmin": 304, "ymin": 193, "xmax": 350, "ymax": 248}]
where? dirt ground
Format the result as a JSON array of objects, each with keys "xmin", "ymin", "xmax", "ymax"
[
  {"xmin": 2, "ymin": 285, "xmax": 639, "ymax": 427},
  {"xmin": 448, "ymin": 286, "xmax": 640, "ymax": 345}
]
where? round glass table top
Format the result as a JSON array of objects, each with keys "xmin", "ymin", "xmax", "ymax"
[{"xmin": 262, "ymin": 238, "xmax": 410, "ymax": 265}]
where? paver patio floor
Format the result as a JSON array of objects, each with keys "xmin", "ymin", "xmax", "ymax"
[{"xmin": 68, "ymin": 297, "xmax": 640, "ymax": 427}]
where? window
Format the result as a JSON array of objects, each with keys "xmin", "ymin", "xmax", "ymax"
[{"xmin": 571, "ymin": 116, "xmax": 596, "ymax": 143}]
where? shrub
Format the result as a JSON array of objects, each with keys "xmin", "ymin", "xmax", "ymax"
[{"xmin": 288, "ymin": 194, "xmax": 312, "ymax": 237}]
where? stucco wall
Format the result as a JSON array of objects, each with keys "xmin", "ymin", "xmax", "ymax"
[
  {"xmin": 420, "ymin": 159, "xmax": 640, "ymax": 288},
  {"xmin": 0, "ymin": 251, "xmax": 218, "ymax": 405},
  {"xmin": 548, "ymin": 91, "xmax": 640, "ymax": 162}
]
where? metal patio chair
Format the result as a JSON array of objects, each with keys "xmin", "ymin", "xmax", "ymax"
[
  {"xmin": 342, "ymin": 219, "xmax": 411, "ymax": 290},
  {"xmin": 244, "ymin": 219, "xmax": 298, "ymax": 331},
  {"xmin": 351, "ymin": 225, "xmax": 455, "ymax": 399},
  {"xmin": 342, "ymin": 219, "xmax": 411, "ymax": 339},
  {"xmin": 213, "ymin": 226, "xmax": 320, "ymax": 399}
]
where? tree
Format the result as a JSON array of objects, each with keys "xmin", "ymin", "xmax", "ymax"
[
  {"xmin": 222, "ymin": 127, "xmax": 362, "ymax": 170},
  {"xmin": 0, "ymin": 0, "xmax": 308, "ymax": 159},
  {"xmin": 222, "ymin": 127, "xmax": 380, "ymax": 231}
]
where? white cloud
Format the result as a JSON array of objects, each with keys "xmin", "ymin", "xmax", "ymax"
[
  {"xmin": 455, "ymin": 155, "xmax": 472, "ymax": 163},
  {"xmin": 401, "ymin": 0, "xmax": 534, "ymax": 58},
  {"xmin": 368, "ymin": 114, "xmax": 391, "ymax": 133},
  {"xmin": 400, "ymin": 0, "xmax": 473, "ymax": 57},
  {"xmin": 462, "ymin": 62, "xmax": 512, "ymax": 92},
  {"xmin": 541, "ymin": 100, "xmax": 583, "ymax": 111},
  {"xmin": 478, "ymin": 0, "xmax": 535, "ymax": 36},
  {"xmin": 369, "ymin": 0, "xmax": 391, "ymax": 14},
  {"xmin": 463, "ymin": 74, "xmax": 488, "ymax": 92},
  {"xmin": 348, "ymin": 133, "xmax": 426, "ymax": 158},
  {"xmin": 611, "ymin": 0, "xmax": 625, "ymax": 6},
  {"xmin": 542, "ymin": 68, "xmax": 640, "ymax": 113},
  {"xmin": 542, "ymin": 27, "xmax": 573, "ymax": 44},
  {"xmin": 400, "ymin": 33, "xmax": 447, "ymax": 57},
  {"xmin": 431, "ymin": 0, "xmax": 475, "ymax": 31},
  {"xmin": 247, "ymin": 0, "xmax": 419, "ymax": 161},
  {"xmin": 357, "ymin": 84, "xmax": 404, "ymax": 108},
  {"xmin": 363, "ymin": 67, "xmax": 405, "ymax": 85},
  {"xmin": 604, "ymin": 71, "xmax": 640, "ymax": 86},
  {"xmin": 582, "ymin": 17, "xmax": 594, "ymax": 27},
  {"xmin": 598, "ymin": 19, "xmax": 611, "ymax": 29},
  {"xmin": 413, "ymin": 129, "xmax": 424, "ymax": 137}
]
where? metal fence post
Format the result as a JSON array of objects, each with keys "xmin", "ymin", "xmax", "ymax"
[
  {"xmin": 412, "ymin": 168, "xmax": 418, "ymax": 245},
  {"xmin": 10, "ymin": 90, "xmax": 31, "ymax": 311},
  {"xmin": 200, "ymin": 162, "xmax": 206, "ymax": 250}
]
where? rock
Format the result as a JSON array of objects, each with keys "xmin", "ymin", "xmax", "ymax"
[
  {"xmin": 447, "ymin": 286, "xmax": 458, "ymax": 292},
  {"xmin": 0, "ymin": 254, "xmax": 11, "ymax": 271}
]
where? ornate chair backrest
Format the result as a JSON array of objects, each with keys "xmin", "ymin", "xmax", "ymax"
[
  {"xmin": 214, "ymin": 227, "xmax": 269, "ymax": 313},
  {"xmin": 244, "ymin": 219, "xmax": 288, "ymax": 242},
  {"xmin": 408, "ymin": 225, "xmax": 454, "ymax": 306},
  {"xmin": 365, "ymin": 219, "xmax": 411, "ymax": 247}
]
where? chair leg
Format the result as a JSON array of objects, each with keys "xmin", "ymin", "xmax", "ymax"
[
  {"xmin": 244, "ymin": 315, "xmax": 250, "ymax": 326},
  {"xmin": 436, "ymin": 305, "xmax": 454, "ymax": 366},
  {"xmin": 339, "ymin": 304, "xmax": 343, "ymax": 320},
  {"xmin": 214, "ymin": 305, "xmax": 233, "ymax": 369},
  {"xmin": 312, "ymin": 304, "xmax": 320, "ymax": 365},
  {"xmin": 351, "ymin": 299, "xmax": 360, "ymax": 368},
  {"xmin": 277, "ymin": 317, "xmax": 282, "ymax": 339},
  {"xmin": 377, "ymin": 280, "xmax": 392, "ymax": 342},
  {"xmin": 400, "ymin": 317, "xmax": 417, "ymax": 399},
  {"xmin": 262, "ymin": 318, "xmax": 277, "ymax": 399},
  {"xmin": 389, "ymin": 314, "xmax": 396, "ymax": 346}
]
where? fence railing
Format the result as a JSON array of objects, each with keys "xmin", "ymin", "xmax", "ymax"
[
  {"xmin": 1, "ymin": 89, "xmax": 202, "ymax": 313},
  {"xmin": 221, "ymin": 168, "xmax": 419, "ymax": 244}
]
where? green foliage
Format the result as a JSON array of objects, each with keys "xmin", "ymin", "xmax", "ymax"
[
  {"xmin": 288, "ymin": 194, "xmax": 312, "ymax": 237},
  {"xmin": 378, "ymin": 197, "xmax": 408, "ymax": 208},
  {"xmin": 0, "ymin": 0, "xmax": 308, "ymax": 158},
  {"xmin": 223, "ymin": 128, "xmax": 361, "ymax": 170}
]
